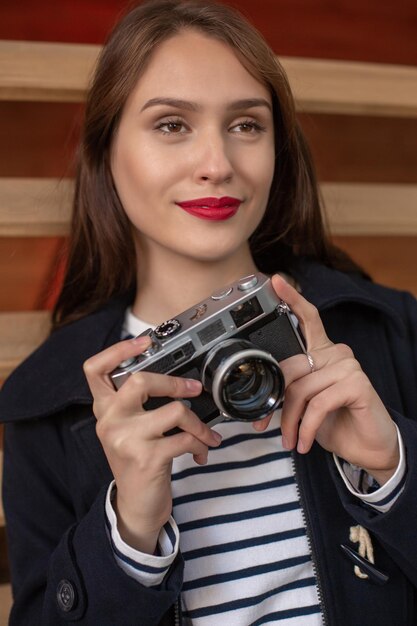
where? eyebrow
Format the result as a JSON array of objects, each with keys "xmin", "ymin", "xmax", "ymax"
[{"xmin": 140, "ymin": 97, "xmax": 272, "ymax": 113}]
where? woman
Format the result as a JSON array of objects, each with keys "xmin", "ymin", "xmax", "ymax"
[{"xmin": 1, "ymin": 1, "xmax": 417, "ymax": 624}]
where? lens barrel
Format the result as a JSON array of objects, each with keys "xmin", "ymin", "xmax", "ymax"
[{"xmin": 202, "ymin": 339, "xmax": 284, "ymax": 421}]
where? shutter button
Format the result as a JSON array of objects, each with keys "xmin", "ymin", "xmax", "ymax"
[
  {"xmin": 211, "ymin": 286, "xmax": 233, "ymax": 300},
  {"xmin": 237, "ymin": 275, "xmax": 258, "ymax": 291},
  {"xmin": 57, "ymin": 579, "xmax": 77, "ymax": 612}
]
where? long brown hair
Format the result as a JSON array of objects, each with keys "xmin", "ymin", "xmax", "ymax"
[{"xmin": 53, "ymin": 0, "xmax": 359, "ymax": 327}]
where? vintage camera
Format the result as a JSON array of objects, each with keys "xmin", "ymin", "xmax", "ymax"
[{"xmin": 111, "ymin": 273, "xmax": 305, "ymax": 428}]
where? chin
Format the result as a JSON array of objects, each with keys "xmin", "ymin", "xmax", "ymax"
[
  {"xmin": 181, "ymin": 243, "xmax": 242, "ymax": 263},
  {"xmin": 181, "ymin": 234, "xmax": 251, "ymax": 258}
]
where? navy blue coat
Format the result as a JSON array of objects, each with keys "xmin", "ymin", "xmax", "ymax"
[{"xmin": 1, "ymin": 260, "xmax": 417, "ymax": 625}]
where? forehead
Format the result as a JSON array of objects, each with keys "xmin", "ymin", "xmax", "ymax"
[{"xmin": 127, "ymin": 29, "xmax": 271, "ymax": 107}]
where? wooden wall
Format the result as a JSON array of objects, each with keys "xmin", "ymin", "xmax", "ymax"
[{"xmin": 0, "ymin": 0, "xmax": 416, "ymax": 314}]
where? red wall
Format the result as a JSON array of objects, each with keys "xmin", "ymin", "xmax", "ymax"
[{"xmin": 1, "ymin": 0, "xmax": 416, "ymax": 64}]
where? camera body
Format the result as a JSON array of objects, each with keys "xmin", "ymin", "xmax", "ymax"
[{"xmin": 111, "ymin": 273, "xmax": 305, "ymax": 427}]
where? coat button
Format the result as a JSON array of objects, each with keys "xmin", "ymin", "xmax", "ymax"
[{"xmin": 57, "ymin": 579, "xmax": 77, "ymax": 612}]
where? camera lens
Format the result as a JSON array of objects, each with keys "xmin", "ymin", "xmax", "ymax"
[{"xmin": 202, "ymin": 340, "xmax": 284, "ymax": 421}]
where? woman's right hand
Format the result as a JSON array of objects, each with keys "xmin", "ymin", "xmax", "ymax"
[{"xmin": 83, "ymin": 335, "xmax": 222, "ymax": 554}]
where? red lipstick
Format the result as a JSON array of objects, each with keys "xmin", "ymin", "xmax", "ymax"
[{"xmin": 176, "ymin": 196, "xmax": 241, "ymax": 221}]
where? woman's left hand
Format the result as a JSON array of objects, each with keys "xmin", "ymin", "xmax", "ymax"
[{"xmin": 254, "ymin": 274, "xmax": 399, "ymax": 485}]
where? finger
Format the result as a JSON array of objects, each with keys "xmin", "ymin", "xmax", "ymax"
[
  {"xmin": 117, "ymin": 370, "xmax": 202, "ymax": 410},
  {"xmin": 280, "ymin": 343, "xmax": 355, "ymax": 388},
  {"xmin": 296, "ymin": 378, "xmax": 359, "ymax": 453},
  {"xmin": 193, "ymin": 453, "xmax": 209, "ymax": 466},
  {"xmin": 158, "ymin": 430, "xmax": 209, "ymax": 465},
  {"xmin": 279, "ymin": 353, "xmax": 315, "ymax": 387},
  {"xmin": 271, "ymin": 274, "xmax": 331, "ymax": 350},
  {"xmin": 84, "ymin": 336, "xmax": 151, "ymax": 398},
  {"xmin": 144, "ymin": 400, "xmax": 222, "ymax": 449},
  {"xmin": 252, "ymin": 411, "xmax": 274, "ymax": 431},
  {"xmin": 281, "ymin": 356, "xmax": 359, "ymax": 449}
]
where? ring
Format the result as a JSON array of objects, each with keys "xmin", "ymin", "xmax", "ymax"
[{"xmin": 306, "ymin": 352, "xmax": 315, "ymax": 373}]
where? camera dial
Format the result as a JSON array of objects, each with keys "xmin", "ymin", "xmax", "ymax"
[{"xmin": 154, "ymin": 318, "xmax": 181, "ymax": 339}]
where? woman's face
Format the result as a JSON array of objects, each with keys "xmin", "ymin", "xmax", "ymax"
[{"xmin": 111, "ymin": 29, "xmax": 275, "ymax": 266}]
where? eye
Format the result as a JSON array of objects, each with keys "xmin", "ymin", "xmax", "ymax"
[
  {"xmin": 155, "ymin": 118, "xmax": 188, "ymax": 135},
  {"xmin": 230, "ymin": 119, "xmax": 266, "ymax": 134}
]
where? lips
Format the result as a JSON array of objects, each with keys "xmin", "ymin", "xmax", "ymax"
[{"xmin": 176, "ymin": 196, "xmax": 241, "ymax": 221}]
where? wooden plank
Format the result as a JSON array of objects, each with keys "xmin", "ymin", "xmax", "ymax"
[
  {"xmin": 1, "ymin": 178, "xmax": 417, "ymax": 236},
  {"xmin": 0, "ymin": 178, "xmax": 72, "ymax": 236},
  {"xmin": 0, "ymin": 40, "xmax": 100, "ymax": 102},
  {"xmin": 0, "ymin": 41, "xmax": 416, "ymax": 117},
  {"xmin": 0, "ymin": 311, "xmax": 51, "ymax": 380},
  {"xmin": 283, "ymin": 57, "xmax": 417, "ymax": 118},
  {"xmin": 322, "ymin": 183, "xmax": 417, "ymax": 235}
]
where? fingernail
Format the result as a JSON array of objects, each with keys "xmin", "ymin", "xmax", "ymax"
[
  {"xmin": 297, "ymin": 439, "xmax": 306, "ymax": 453},
  {"xmin": 282, "ymin": 435, "xmax": 289, "ymax": 449},
  {"xmin": 185, "ymin": 378, "xmax": 202, "ymax": 391},
  {"xmin": 211, "ymin": 431, "xmax": 222, "ymax": 444},
  {"xmin": 273, "ymin": 273, "xmax": 288, "ymax": 284},
  {"xmin": 131, "ymin": 336, "xmax": 150, "ymax": 346}
]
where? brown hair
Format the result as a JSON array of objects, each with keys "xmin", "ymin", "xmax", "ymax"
[{"xmin": 53, "ymin": 0, "xmax": 360, "ymax": 327}]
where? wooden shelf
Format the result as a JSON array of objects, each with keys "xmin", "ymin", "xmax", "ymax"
[
  {"xmin": 1, "ymin": 41, "xmax": 416, "ymax": 117},
  {"xmin": 1, "ymin": 178, "xmax": 416, "ymax": 237}
]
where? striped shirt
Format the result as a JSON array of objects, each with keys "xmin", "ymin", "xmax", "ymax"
[{"xmin": 105, "ymin": 308, "xmax": 406, "ymax": 624}]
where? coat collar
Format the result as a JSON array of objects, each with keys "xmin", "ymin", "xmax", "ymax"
[
  {"xmin": 293, "ymin": 258, "xmax": 402, "ymax": 322},
  {"xmin": 0, "ymin": 293, "xmax": 131, "ymax": 422},
  {"xmin": 0, "ymin": 260, "xmax": 403, "ymax": 423}
]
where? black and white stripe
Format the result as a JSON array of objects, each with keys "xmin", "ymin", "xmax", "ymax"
[
  {"xmin": 334, "ymin": 424, "xmax": 406, "ymax": 513},
  {"xmin": 104, "ymin": 308, "xmax": 406, "ymax": 624},
  {"xmin": 170, "ymin": 413, "xmax": 322, "ymax": 625}
]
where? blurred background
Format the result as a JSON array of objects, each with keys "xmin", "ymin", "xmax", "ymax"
[{"xmin": 0, "ymin": 0, "xmax": 416, "ymax": 622}]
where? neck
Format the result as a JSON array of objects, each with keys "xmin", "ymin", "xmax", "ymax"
[{"xmin": 132, "ymin": 243, "xmax": 259, "ymax": 325}]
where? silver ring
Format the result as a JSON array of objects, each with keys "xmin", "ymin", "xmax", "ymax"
[{"xmin": 306, "ymin": 352, "xmax": 315, "ymax": 373}]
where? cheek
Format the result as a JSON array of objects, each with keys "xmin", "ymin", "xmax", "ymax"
[
  {"xmin": 111, "ymin": 146, "xmax": 158, "ymax": 214},
  {"xmin": 115, "ymin": 144, "xmax": 191, "ymax": 204},
  {"xmin": 245, "ymin": 139, "xmax": 275, "ymax": 190},
  {"xmin": 252, "ymin": 151, "xmax": 275, "ymax": 204}
]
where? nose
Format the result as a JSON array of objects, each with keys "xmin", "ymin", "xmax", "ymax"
[{"xmin": 192, "ymin": 129, "xmax": 234, "ymax": 185}]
